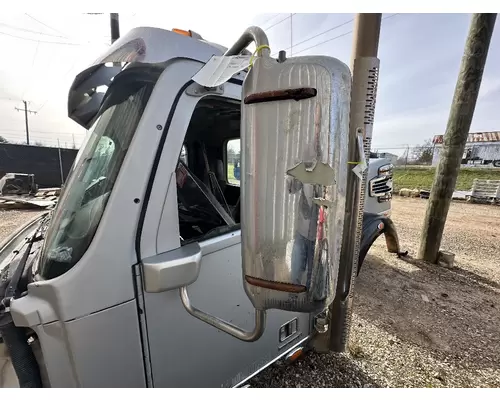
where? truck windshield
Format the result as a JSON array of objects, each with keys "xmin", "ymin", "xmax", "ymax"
[{"xmin": 37, "ymin": 67, "xmax": 158, "ymax": 280}]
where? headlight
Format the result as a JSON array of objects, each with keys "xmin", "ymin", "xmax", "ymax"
[{"xmin": 378, "ymin": 164, "xmax": 393, "ymax": 175}]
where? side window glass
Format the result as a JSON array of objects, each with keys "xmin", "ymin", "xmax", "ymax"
[
  {"xmin": 176, "ymin": 160, "xmax": 234, "ymax": 244},
  {"xmin": 226, "ymin": 139, "xmax": 241, "ymax": 187}
]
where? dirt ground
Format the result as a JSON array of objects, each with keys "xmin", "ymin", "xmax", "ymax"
[
  {"xmin": 251, "ymin": 197, "xmax": 500, "ymax": 387},
  {"xmin": 1, "ymin": 198, "xmax": 499, "ymax": 387}
]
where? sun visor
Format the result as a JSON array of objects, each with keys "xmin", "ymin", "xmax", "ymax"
[
  {"xmin": 67, "ymin": 31, "xmax": 149, "ymax": 129},
  {"xmin": 68, "ymin": 64, "xmax": 122, "ymax": 129},
  {"xmin": 68, "ymin": 27, "xmax": 227, "ymax": 129}
]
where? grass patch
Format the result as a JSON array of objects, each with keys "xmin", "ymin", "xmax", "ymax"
[{"xmin": 393, "ymin": 166, "xmax": 500, "ymax": 191}]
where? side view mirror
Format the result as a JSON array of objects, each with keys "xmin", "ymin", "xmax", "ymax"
[{"xmin": 240, "ymin": 54, "xmax": 351, "ymax": 315}]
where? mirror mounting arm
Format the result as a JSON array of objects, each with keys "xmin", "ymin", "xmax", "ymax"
[
  {"xmin": 223, "ymin": 26, "xmax": 270, "ymax": 57},
  {"xmin": 179, "ymin": 286, "xmax": 266, "ymax": 342}
]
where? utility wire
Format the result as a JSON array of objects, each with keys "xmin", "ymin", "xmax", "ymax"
[
  {"xmin": 292, "ymin": 13, "xmax": 400, "ymax": 56},
  {"xmin": 0, "ymin": 24, "xmax": 109, "ymax": 46},
  {"xmin": 264, "ymin": 14, "xmax": 296, "ymax": 32},
  {"xmin": 293, "ymin": 30, "xmax": 352, "ymax": 56},
  {"xmin": 21, "ymin": 40, "xmax": 40, "ymax": 100},
  {"xmin": 275, "ymin": 16, "xmax": 355, "ymax": 55},
  {"xmin": 0, "ymin": 30, "xmax": 84, "ymax": 45},
  {"xmin": 35, "ymin": 58, "xmax": 80, "ymax": 113},
  {"xmin": 0, "ymin": 22, "xmax": 68, "ymax": 39},
  {"xmin": 36, "ymin": 99, "xmax": 50, "ymax": 112},
  {"xmin": 25, "ymin": 13, "xmax": 69, "ymax": 38},
  {"xmin": 260, "ymin": 13, "xmax": 284, "ymax": 28}
]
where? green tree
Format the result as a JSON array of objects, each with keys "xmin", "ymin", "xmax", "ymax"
[
  {"xmin": 412, "ymin": 139, "xmax": 434, "ymax": 164},
  {"xmin": 227, "ymin": 148, "xmax": 236, "ymax": 164}
]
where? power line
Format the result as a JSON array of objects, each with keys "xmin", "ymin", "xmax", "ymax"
[
  {"xmin": 293, "ymin": 30, "xmax": 352, "ymax": 56},
  {"xmin": 21, "ymin": 39, "xmax": 40, "ymax": 100},
  {"xmin": 264, "ymin": 14, "xmax": 295, "ymax": 32},
  {"xmin": 293, "ymin": 13, "xmax": 400, "ymax": 56},
  {"xmin": 260, "ymin": 14, "xmax": 284, "ymax": 28},
  {"xmin": 36, "ymin": 98, "xmax": 50, "ymax": 112},
  {"xmin": 280, "ymin": 17, "xmax": 355, "ymax": 55},
  {"xmin": 0, "ymin": 30, "xmax": 83, "ymax": 45},
  {"xmin": 25, "ymin": 13, "xmax": 69, "ymax": 38},
  {"xmin": 0, "ymin": 22, "xmax": 68, "ymax": 39},
  {"xmin": 35, "ymin": 58, "xmax": 80, "ymax": 113},
  {"xmin": 0, "ymin": 27, "xmax": 109, "ymax": 46}
]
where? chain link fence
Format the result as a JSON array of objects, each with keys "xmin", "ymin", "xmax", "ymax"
[{"xmin": 373, "ymin": 143, "xmax": 500, "ymax": 168}]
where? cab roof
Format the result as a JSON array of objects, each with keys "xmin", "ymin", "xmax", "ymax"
[{"xmin": 90, "ymin": 26, "xmax": 227, "ymax": 66}]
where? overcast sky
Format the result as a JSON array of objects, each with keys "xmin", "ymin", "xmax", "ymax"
[{"xmin": 0, "ymin": 13, "xmax": 499, "ymax": 151}]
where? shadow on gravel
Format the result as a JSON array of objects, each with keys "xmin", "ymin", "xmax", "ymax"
[
  {"xmin": 354, "ymin": 254, "xmax": 500, "ymax": 370},
  {"xmin": 402, "ymin": 255, "xmax": 500, "ymax": 290},
  {"xmin": 249, "ymin": 352, "xmax": 381, "ymax": 388}
]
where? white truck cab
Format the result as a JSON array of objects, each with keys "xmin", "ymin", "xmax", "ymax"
[{"xmin": 0, "ymin": 25, "xmax": 401, "ymax": 388}]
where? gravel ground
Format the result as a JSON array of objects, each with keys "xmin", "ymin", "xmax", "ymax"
[
  {"xmin": 0, "ymin": 210, "xmax": 45, "ymax": 244},
  {"xmin": 251, "ymin": 197, "xmax": 500, "ymax": 388},
  {"xmin": 1, "ymin": 199, "xmax": 499, "ymax": 388}
]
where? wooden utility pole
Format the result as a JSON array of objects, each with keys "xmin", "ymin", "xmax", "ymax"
[
  {"xmin": 14, "ymin": 100, "xmax": 37, "ymax": 145},
  {"xmin": 418, "ymin": 14, "xmax": 496, "ymax": 263}
]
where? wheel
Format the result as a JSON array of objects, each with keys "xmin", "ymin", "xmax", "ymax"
[{"xmin": 492, "ymin": 160, "xmax": 500, "ymax": 168}]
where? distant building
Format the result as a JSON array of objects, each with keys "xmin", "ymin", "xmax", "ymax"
[
  {"xmin": 375, "ymin": 152, "xmax": 398, "ymax": 165},
  {"xmin": 432, "ymin": 131, "xmax": 500, "ymax": 167}
]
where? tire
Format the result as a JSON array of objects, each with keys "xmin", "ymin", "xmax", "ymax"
[{"xmin": 492, "ymin": 160, "xmax": 500, "ymax": 168}]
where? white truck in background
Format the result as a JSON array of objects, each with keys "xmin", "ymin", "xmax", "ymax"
[{"xmin": 0, "ymin": 24, "xmax": 402, "ymax": 388}]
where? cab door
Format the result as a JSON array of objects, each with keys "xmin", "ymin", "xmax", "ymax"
[{"xmin": 137, "ymin": 76, "xmax": 311, "ymax": 388}]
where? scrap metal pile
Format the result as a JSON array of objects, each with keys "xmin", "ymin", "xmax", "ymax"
[{"xmin": 0, "ymin": 173, "xmax": 60, "ymax": 210}]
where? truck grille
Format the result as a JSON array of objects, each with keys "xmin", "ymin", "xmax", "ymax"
[{"xmin": 369, "ymin": 175, "xmax": 393, "ymax": 198}]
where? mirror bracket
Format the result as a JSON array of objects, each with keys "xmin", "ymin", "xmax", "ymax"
[
  {"xmin": 179, "ymin": 286, "xmax": 266, "ymax": 342},
  {"xmin": 185, "ymin": 82, "xmax": 224, "ymax": 97}
]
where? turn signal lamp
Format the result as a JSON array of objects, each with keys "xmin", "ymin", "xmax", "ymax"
[
  {"xmin": 172, "ymin": 29, "xmax": 203, "ymax": 40},
  {"xmin": 173, "ymin": 28, "xmax": 192, "ymax": 37}
]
